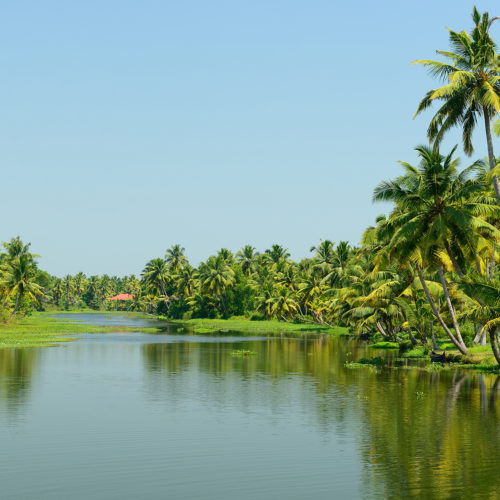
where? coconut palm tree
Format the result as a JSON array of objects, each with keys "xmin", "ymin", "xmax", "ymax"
[
  {"xmin": 141, "ymin": 258, "xmax": 170, "ymax": 297},
  {"xmin": 264, "ymin": 244, "xmax": 290, "ymax": 266},
  {"xmin": 73, "ymin": 272, "xmax": 87, "ymax": 303},
  {"xmin": 174, "ymin": 264, "xmax": 197, "ymax": 298},
  {"xmin": 236, "ymin": 245, "xmax": 258, "ymax": 276},
  {"xmin": 373, "ymin": 145, "xmax": 500, "ymax": 354},
  {"xmin": 266, "ymin": 288, "xmax": 299, "ymax": 320},
  {"xmin": 165, "ymin": 245, "xmax": 187, "ymax": 271},
  {"xmin": 413, "ymin": 7, "xmax": 500, "ymax": 202},
  {"xmin": 310, "ymin": 240, "xmax": 336, "ymax": 265},
  {"xmin": 2, "ymin": 237, "xmax": 34, "ymax": 261},
  {"xmin": 1, "ymin": 254, "xmax": 44, "ymax": 317},
  {"xmin": 198, "ymin": 255, "xmax": 235, "ymax": 313},
  {"xmin": 459, "ymin": 276, "xmax": 500, "ymax": 364}
]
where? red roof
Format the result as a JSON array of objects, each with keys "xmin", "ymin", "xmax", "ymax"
[{"xmin": 107, "ymin": 293, "xmax": 135, "ymax": 301}]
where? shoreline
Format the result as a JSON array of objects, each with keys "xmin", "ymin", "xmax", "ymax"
[{"xmin": 1, "ymin": 311, "xmax": 499, "ymax": 372}]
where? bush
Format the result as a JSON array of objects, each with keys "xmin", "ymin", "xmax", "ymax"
[{"xmin": 358, "ymin": 356, "xmax": 386, "ymax": 366}]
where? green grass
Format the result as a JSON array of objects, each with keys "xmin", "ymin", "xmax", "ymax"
[
  {"xmin": 0, "ymin": 311, "xmax": 160, "ymax": 349},
  {"xmin": 174, "ymin": 317, "xmax": 349, "ymax": 335},
  {"xmin": 371, "ymin": 341, "xmax": 400, "ymax": 349}
]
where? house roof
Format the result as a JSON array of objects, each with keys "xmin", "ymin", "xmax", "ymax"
[{"xmin": 107, "ymin": 293, "xmax": 135, "ymax": 301}]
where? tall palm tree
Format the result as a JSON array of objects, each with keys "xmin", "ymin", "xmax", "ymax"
[
  {"xmin": 198, "ymin": 255, "xmax": 235, "ymax": 313},
  {"xmin": 413, "ymin": 7, "xmax": 500, "ymax": 203},
  {"xmin": 3, "ymin": 237, "xmax": 34, "ymax": 261},
  {"xmin": 459, "ymin": 276, "xmax": 500, "ymax": 364},
  {"xmin": 141, "ymin": 258, "xmax": 170, "ymax": 297},
  {"xmin": 165, "ymin": 245, "xmax": 187, "ymax": 271},
  {"xmin": 73, "ymin": 272, "xmax": 87, "ymax": 302},
  {"xmin": 63, "ymin": 275, "xmax": 76, "ymax": 306},
  {"xmin": 264, "ymin": 244, "xmax": 290, "ymax": 266},
  {"xmin": 374, "ymin": 145, "xmax": 500, "ymax": 354},
  {"xmin": 310, "ymin": 240, "xmax": 335, "ymax": 265},
  {"xmin": 236, "ymin": 245, "xmax": 258, "ymax": 276},
  {"xmin": 1, "ymin": 254, "xmax": 43, "ymax": 317},
  {"xmin": 266, "ymin": 288, "xmax": 299, "ymax": 320},
  {"xmin": 174, "ymin": 264, "xmax": 197, "ymax": 298}
]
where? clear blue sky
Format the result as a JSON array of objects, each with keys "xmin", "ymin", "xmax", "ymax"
[{"xmin": 1, "ymin": 0, "xmax": 499, "ymax": 276}]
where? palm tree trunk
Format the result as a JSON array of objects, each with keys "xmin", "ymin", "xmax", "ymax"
[
  {"xmin": 489, "ymin": 329, "xmax": 500, "ymax": 366},
  {"xmin": 444, "ymin": 241, "xmax": 464, "ymax": 277},
  {"xmin": 474, "ymin": 323, "xmax": 482, "ymax": 344},
  {"xmin": 430, "ymin": 322, "xmax": 440, "ymax": 351},
  {"xmin": 483, "ymin": 107, "xmax": 500, "ymax": 204},
  {"xmin": 401, "ymin": 310, "xmax": 418, "ymax": 345},
  {"xmin": 437, "ymin": 266, "xmax": 468, "ymax": 353},
  {"xmin": 415, "ymin": 263, "xmax": 469, "ymax": 355},
  {"xmin": 11, "ymin": 293, "xmax": 20, "ymax": 318},
  {"xmin": 488, "ymin": 245, "xmax": 496, "ymax": 279},
  {"xmin": 375, "ymin": 321, "xmax": 389, "ymax": 338}
]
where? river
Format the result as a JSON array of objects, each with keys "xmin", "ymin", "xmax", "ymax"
[{"xmin": 0, "ymin": 313, "xmax": 498, "ymax": 499}]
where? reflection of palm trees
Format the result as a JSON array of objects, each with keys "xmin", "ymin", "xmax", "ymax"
[
  {"xmin": 140, "ymin": 334, "xmax": 500, "ymax": 498},
  {"xmin": 0, "ymin": 349, "xmax": 39, "ymax": 419}
]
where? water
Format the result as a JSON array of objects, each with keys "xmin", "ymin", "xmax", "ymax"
[{"xmin": 1, "ymin": 314, "xmax": 499, "ymax": 499}]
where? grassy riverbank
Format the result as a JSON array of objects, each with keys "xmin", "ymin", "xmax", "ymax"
[
  {"xmin": 0, "ymin": 311, "xmax": 159, "ymax": 349},
  {"xmin": 173, "ymin": 317, "xmax": 349, "ymax": 335},
  {"xmin": 369, "ymin": 339, "xmax": 499, "ymax": 372}
]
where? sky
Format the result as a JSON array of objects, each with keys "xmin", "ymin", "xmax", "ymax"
[{"xmin": 1, "ymin": 0, "xmax": 499, "ymax": 276}]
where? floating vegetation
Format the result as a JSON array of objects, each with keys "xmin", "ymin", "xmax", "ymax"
[
  {"xmin": 231, "ymin": 349, "xmax": 257, "ymax": 358},
  {"xmin": 344, "ymin": 362, "xmax": 380, "ymax": 373},
  {"xmin": 357, "ymin": 356, "xmax": 386, "ymax": 366}
]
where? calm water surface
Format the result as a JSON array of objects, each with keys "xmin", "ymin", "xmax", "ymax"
[{"xmin": 1, "ymin": 313, "xmax": 499, "ymax": 499}]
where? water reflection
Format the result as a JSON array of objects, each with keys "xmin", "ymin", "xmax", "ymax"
[
  {"xmin": 1, "ymin": 316, "xmax": 500, "ymax": 498},
  {"xmin": 142, "ymin": 335, "xmax": 500, "ymax": 499},
  {"xmin": 0, "ymin": 348, "xmax": 38, "ymax": 419}
]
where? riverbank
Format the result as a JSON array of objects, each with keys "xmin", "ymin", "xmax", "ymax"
[
  {"xmin": 0, "ymin": 311, "xmax": 161, "ymax": 348},
  {"xmin": 170, "ymin": 317, "xmax": 349, "ymax": 335},
  {"xmin": 2, "ymin": 312, "xmax": 499, "ymax": 372},
  {"xmin": 367, "ymin": 340, "xmax": 499, "ymax": 372}
]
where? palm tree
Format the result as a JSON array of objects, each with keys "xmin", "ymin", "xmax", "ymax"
[
  {"xmin": 1, "ymin": 254, "xmax": 43, "ymax": 317},
  {"xmin": 320, "ymin": 241, "xmax": 352, "ymax": 287},
  {"xmin": 217, "ymin": 248, "xmax": 234, "ymax": 263},
  {"xmin": 165, "ymin": 245, "xmax": 187, "ymax": 271},
  {"xmin": 374, "ymin": 145, "xmax": 500, "ymax": 354},
  {"xmin": 236, "ymin": 245, "xmax": 258, "ymax": 276},
  {"xmin": 3, "ymin": 237, "xmax": 34, "ymax": 261},
  {"xmin": 298, "ymin": 267, "xmax": 326, "ymax": 314},
  {"xmin": 141, "ymin": 258, "xmax": 170, "ymax": 297},
  {"xmin": 310, "ymin": 240, "xmax": 335, "ymax": 265},
  {"xmin": 266, "ymin": 288, "xmax": 299, "ymax": 320},
  {"xmin": 73, "ymin": 272, "xmax": 87, "ymax": 303},
  {"xmin": 198, "ymin": 255, "xmax": 235, "ymax": 313},
  {"xmin": 264, "ymin": 244, "xmax": 290, "ymax": 266},
  {"xmin": 63, "ymin": 275, "xmax": 76, "ymax": 306},
  {"xmin": 459, "ymin": 276, "xmax": 500, "ymax": 364},
  {"xmin": 174, "ymin": 265, "xmax": 197, "ymax": 298},
  {"xmin": 413, "ymin": 7, "xmax": 500, "ymax": 203}
]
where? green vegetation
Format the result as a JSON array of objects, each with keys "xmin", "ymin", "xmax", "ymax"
[
  {"xmin": 176, "ymin": 317, "xmax": 348, "ymax": 335},
  {"xmin": 0, "ymin": 312, "xmax": 161, "ymax": 349}
]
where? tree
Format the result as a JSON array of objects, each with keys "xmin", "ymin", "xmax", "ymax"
[
  {"xmin": 141, "ymin": 258, "xmax": 170, "ymax": 297},
  {"xmin": 165, "ymin": 245, "xmax": 187, "ymax": 271},
  {"xmin": 198, "ymin": 255, "xmax": 235, "ymax": 314},
  {"xmin": 413, "ymin": 7, "xmax": 500, "ymax": 203},
  {"xmin": 1, "ymin": 254, "xmax": 43, "ymax": 317},
  {"xmin": 264, "ymin": 244, "xmax": 290, "ymax": 267},
  {"xmin": 236, "ymin": 245, "xmax": 258, "ymax": 276},
  {"xmin": 373, "ymin": 145, "xmax": 500, "ymax": 354}
]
